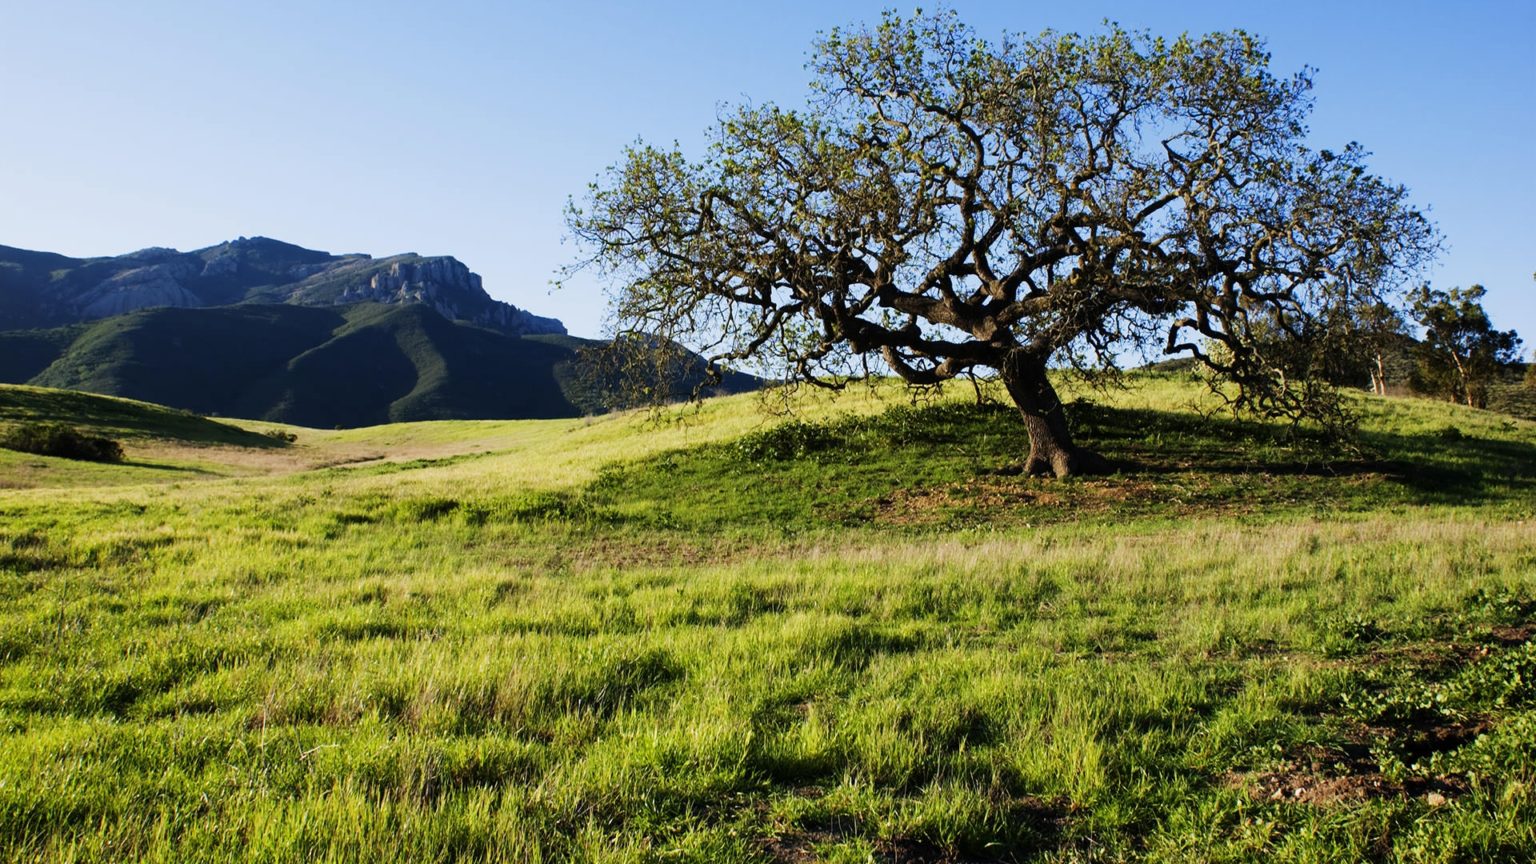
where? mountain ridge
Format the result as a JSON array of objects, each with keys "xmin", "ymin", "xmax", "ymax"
[{"xmin": 0, "ymin": 236, "xmax": 565, "ymax": 335}]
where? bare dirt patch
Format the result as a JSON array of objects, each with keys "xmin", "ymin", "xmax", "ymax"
[
  {"xmin": 870, "ymin": 476, "xmax": 1164, "ymax": 527},
  {"xmin": 1227, "ymin": 728, "xmax": 1473, "ymax": 807},
  {"xmin": 761, "ymin": 830, "xmax": 1007, "ymax": 864},
  {"xmin": 1230, "ymin": 769, "xmax": 1465, "ymax": 806},
  {"xmin": 1230, "ymin": 625, "xmax": 1522, "ymax": 810},
  {"xmin": 1489, "ymin": 623, "xmax": 1536, "ymax": 645}
]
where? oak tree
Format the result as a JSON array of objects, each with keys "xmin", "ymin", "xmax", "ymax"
[{"xmin": 566, "ymin": 11, "xmax": 1437, "ymax": 476}]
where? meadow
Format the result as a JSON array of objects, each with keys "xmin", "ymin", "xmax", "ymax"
[{"xmin": 1, "ymin": 374, "xmax": 1533, "ymax": 863}]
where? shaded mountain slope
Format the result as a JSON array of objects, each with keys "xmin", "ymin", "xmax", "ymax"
[
  {"xmin": 5, "ymin": 303, "xmax": 758, "ymax": 427},
  {"xmin": 0, "ymin": 325, "xmax": 84, "ymax": 382}
]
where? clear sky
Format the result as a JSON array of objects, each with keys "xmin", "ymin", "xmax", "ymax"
[{"xmin": 2, "ymin": 0, "xmax": 1532, "ymax": 348}]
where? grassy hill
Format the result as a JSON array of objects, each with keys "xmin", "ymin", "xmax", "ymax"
[
  {"xmin": 1, "ymin": 376, "xmax": 1533, "ymax": 861},
  {"xmin": 0, "ymin": 384, "xmax": 295, "ymax": 489},
  {"xmin": 0, "ymin": 385, "xmax": 276, "ymax": 445},
  {"xmin": 3, "ymin": 303, "xmax": 758, "ymax": 428}
]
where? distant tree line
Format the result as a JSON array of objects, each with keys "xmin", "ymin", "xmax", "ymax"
[
  {"xmin": 1407, "ymin": 284, "xmax": 1524, "ymax": 409},
  {"xmin": 1242, "ymin": 280, "xmax": 1528, "ymax": 414}
]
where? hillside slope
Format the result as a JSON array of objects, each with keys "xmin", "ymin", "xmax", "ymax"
[
  {"xmin": 0, "ymin": 384, "xmax": 276, "ymax": 447},
  {"xmin": 4, "ymin": 303, "xmax": 759, "ymax": 427},
  {"xmin": 1, "ymin": 375, "xmax": 1534, "ymax": 861}
]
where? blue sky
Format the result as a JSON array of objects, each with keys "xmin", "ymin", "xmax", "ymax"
[{"xmin": 2, "ymin": 0, "xmax": 1532, "ymax": 347}]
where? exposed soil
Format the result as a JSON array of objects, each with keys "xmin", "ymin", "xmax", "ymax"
[
  {"xmin": 1230, "ymin": 769, "xmax": 1466, "ymax": 806},
  {"xmin": 1229, "ymin": 621, "xmax": 1533, "ymax": 810},
  {"xmin": 864, "ymin": 469, "xmax": 1340, "ymax": 527},
  {"xmin": 1228, "ymin": 712, "xmax": 1477, "ymax": 807},
  {"xmin": 870, "ymin": 477, "xmax": 1145, "ymax": 527},
  {"xmin": 1489, "ymin": 623, "xmax": 1536, "ymax": 645},
  {"xmin": 761, "ymin": 830, "xmax": 1010, "ymax": 864}
]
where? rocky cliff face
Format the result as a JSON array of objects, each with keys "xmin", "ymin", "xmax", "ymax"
[
  {"xmin": 336, "ymin": 257, "xmax": 565, "ymax": 335},
  {"xmin": 0, "ymin": 237, "xmax": 567, "ymax": 336},
  {"xmin": 78, "ymin": 259, "xmax": 204, "ymax": 319}
]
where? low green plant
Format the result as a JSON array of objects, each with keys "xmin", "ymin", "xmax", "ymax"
[{"xmin": 732, "ymin": 419, "xmax": 842, "ymax": 462}]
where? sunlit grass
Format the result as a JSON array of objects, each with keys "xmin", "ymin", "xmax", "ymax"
[{"xmin": 1, "ymin": 375, "xmax": 1533, "ymax": 861}]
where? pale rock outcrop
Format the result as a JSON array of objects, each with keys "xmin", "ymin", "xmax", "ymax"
[
  {"xmin": 339, "ymin": 257, "xmax": 566, "ymax": 335},
  {"xmin": 79, "ymin": 261, "xmax": 204, "ymax": 318}
]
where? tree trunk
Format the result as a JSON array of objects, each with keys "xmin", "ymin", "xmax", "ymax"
[
  {"xmin": 1449, "ymin": 351, "xmax": 1473, "ymax": 407},
  {"xmin": 1000, "ymin": 350, "xmax": 1107, "ymax": 478}
]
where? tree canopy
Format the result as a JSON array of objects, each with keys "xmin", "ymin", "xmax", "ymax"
[
  {"xmin": 1409, "ymin": 284, "xmax": 1523, "ymax": 408},
  {"xmin": 566, "ymin": 11, "xmax": 1438, "ymax": 476}
]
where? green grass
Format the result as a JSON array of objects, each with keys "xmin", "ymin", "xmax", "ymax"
[
  {"xmin": 0, "ymin": 384, "xmax": 278, "ymax": 446},
  {"xmin": 1, "ymin": 375, "xmax": 1533, "ymax": 862},
  {"xmin": 0, "ymin": 384, "xmax": 291, "ymax": 489},
  {"xmin": 585, "ymin": 378, "xmax": 1535, "ymax": 532}
]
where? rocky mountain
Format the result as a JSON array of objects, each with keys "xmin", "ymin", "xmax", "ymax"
[{"xmin": 0, "ymin": 236, "xmax": 565, "ymax": 335}]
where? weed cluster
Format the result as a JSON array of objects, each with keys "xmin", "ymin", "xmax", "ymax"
[{"xmin": 1339, "ymin": 617, "xmax": 1536, "ymax": 789}]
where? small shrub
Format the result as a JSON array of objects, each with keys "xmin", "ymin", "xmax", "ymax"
[
  {"xmin": 1466, "ymin": 587, "xmax": 1536, "ymax": 623},
  {"xmin": 1336, "ymin": 613, "xmax": 1386, "ymax": 644},
  {"xmin": 394, "ymin": 496, "xmax": 460, "ymax": 522},
  {"xmin": 1324, "ymin": 613, "xmax": 1387, "ymax": 657},
  {"xmin": 0, "ymin": 423, "xmax": 125, "ymax": 463},
  {"xmin": 264, "ymin": 428, "xmax": 298, "ymax": 443},
  {"xmin": 1434, "ymin": 424, "xmax": 1464, "ymax": 442},
  {"xmin": 491, "ymin": 490, "xmax": 605, "ymax": 523},
  {"xmin": 733, "ymin": 420, "xmax": 841, "ymax": 462}
]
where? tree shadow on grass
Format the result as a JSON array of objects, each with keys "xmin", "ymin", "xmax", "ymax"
[
  {"xmin": 0, "ymin": 385, "xmax": 283, "ymax": 448},
  {"xmin": 586, "ymin": 398, "xmax": 1536, "ymax": 531},
  {"xmin": 1072, "ymin": 401, "xmax": 1536, "ymax": 507},
  {"xmin": 119, "ymin": 460, "xmax": 221, "ymax": 476},
  {"xmin": 759, "ymin": 793, "xmax": 1065, "ymax": 864}
]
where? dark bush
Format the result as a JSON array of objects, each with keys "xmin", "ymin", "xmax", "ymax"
[
  {"xmin": 729, "ymin": 401, "xmax": 1019, "ymax": 465},
  {"xmin": 1434, "ymin": 424, "xmax": 1465, "ymax": 442},
  {"xmin": 732, "ymin": 420, "xmax": 842, "ymax": 462},
  {"xmin": 0, "ymin": 423, "xmax": 125, "ymax": 463}
]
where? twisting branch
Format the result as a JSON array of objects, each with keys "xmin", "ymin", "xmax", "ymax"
[{"xmin": 563, "ymin": 10, "xmax": 1439, "ymax": 476}]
